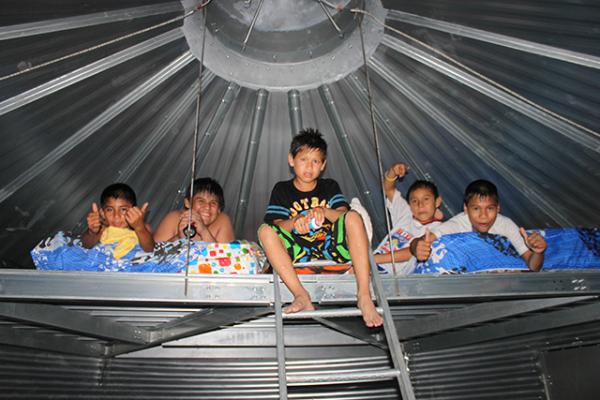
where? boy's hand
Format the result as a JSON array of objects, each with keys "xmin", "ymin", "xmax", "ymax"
[
  {"xmin": 293, "ymin": 214, "xmax": 311, "ymax": 235},
  {"xmin": 125, "ymin": 203, "xmax": 148, "ymax": 232},
  {"xmin": 411, "ymin": 230, "xmax": 433, "ymax": 261},
  {"xmin": 87, "ymin": 203, "xmax": 102, "ymax": 234},
  {"xmin": 520, "ymin": 228, "xmax": 547, "ymax": 254},
  {"xmin": 386, "ymin": 162, "xmax": 409, "ymax": 180},
  {"xmin": 177, "ymin": 210, "xmax": 207, "ymax": 238},
  {"xmin": 307, "ymin": 207, "xmax": 326, "ymax": 227}
]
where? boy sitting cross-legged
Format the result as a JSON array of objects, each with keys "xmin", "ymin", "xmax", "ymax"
[
  {"xmin": 81, "ymin": 183, "xmax": 154, "ymax": 257},
  {"xmin": 258, "ymin": 128, "xmax": 383, "ymax": 327},
  {"xmin": 374, "ymin": 161, "xmax": 443, "ymax": 274},
  {"xmin": 410, "ymin": 179, "xmax": 547, "ymax": 271}
]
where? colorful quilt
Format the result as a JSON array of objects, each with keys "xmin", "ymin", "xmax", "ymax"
[
  {"xmin": 413, "ymin": 228, "xmax": 600, "ymax": 274},
  {"xmin": 31, "ymin": 231, "xmax": 265, "ymax": 274}
]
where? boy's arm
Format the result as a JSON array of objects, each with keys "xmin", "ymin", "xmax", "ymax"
[
  {"xmin": 374, "ymin": 247, "xmax": 413, "ymax": 264},
  {"xmin": 126, "ymin": 203, "xmax": 155, "ymax": 252},
  {"xmin": 383, "ymin": 162, "xmax": 408, "ymax": 201},
  {"xmin": 81, "ymin": 202, "xmax": 102, "ymax": 248},
  {"xmin": 81, "ymin": 229, "xmax": 101, "ymax": 248},
  {"xmin": 519, "ymin": 228, "xmax": 546, "ymax": 272},
  {"xmin": 153, "ymin": 210, "xmax": 181, "ymax": 242},
  {"xmin": 209, "ymin": 213, "xmax": 235, "ymax": 242},
  {"xmin": 135, "ymin": 224, "xmax": 155, "ymax": 252}
]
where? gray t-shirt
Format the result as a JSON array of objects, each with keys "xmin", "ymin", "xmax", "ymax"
[{"xmin": 430, "ymin": 212, "xmax": 529, "ymax": 255}]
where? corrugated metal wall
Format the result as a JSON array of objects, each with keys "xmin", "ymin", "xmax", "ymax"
[
  {"xmin": 2, "ymin": 302, "xmax": 600, "ymax": 399},
  {"xmin": 1, "ymin": 0, "xmax": 599, "ymax": 267}
]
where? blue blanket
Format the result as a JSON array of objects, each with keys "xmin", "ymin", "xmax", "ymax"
[
  {"xmin": 413, "ymin": 228, "xmax": 600, "ymax": 274},
  {"xmin": 31, "ymin": 231, "xmax": 264, "ymax": 274}
]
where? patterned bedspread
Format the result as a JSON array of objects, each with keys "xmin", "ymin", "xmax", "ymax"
[{"xmin": 31, "ymin": 231, "xmax": 265, "ymax": 274}]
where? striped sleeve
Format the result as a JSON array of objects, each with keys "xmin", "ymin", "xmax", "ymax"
[
  {"xmin": 328, "ymin": 180, "xmax": 349, "ymax": 209},
  {"xmin": 264, "ymin": 182, "xmax": 291, "ymax": 223}
]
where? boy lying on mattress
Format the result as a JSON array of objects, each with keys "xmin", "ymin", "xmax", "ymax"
[
  {"xmin": 410, "ymin": 179, "xmax": 547, "ymax": 272},
  {"xmin": 373, "ymin": 161, "xmax": 444, "ymax": 274},
  {"xmin": 81, "ymin": 183, "xmax": 154, "ymax": 257}
]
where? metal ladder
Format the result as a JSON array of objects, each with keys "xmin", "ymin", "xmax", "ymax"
[{"xmin": 272, "ymin": 252, "xmax": 416, "ymax": 399}]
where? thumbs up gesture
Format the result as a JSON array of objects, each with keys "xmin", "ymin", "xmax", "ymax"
[
  {"xmin": 411, "ymin": 229, "xmax": 434, "ymax": 262},
  {"xmin": 86, "ymin": 203, "xmax": 102, "ymax": 234},
  {"xmin": 126, "ymin": 202, "xmax": 149, "ymax": 232},
  {"xmin": 520, "ymin": 227, "xmax": 547, "ymax": 254}
]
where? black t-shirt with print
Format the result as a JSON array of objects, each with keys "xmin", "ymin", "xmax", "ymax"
[{"xmin": 264, "ymin": 178, "xmax": 349, "ymax": 238}]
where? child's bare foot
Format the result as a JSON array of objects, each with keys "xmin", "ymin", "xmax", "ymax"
[
  {"xmin": 357, "ymin": 294, "xmax": 383, "ymax": 327},
  {"xmin": 284, "ymin": 293, "xmax": 315, "ymax": 314}
]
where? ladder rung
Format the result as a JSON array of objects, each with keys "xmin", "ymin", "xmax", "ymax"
[
  {"xmin": 283, "ymin": 307, "xmax": 383, "ymax": 319},
  {"xmin": 287, "ymin": 368, "xmax": 400, "ymax": 385}
]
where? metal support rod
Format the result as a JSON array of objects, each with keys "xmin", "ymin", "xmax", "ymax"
[
  {"xmin": 234, "ymin": 89, "xmax": 269, "ymax": 235},
  {"xmin": 273, "ymin": 271, "xmax": 289, "ymax": 400},
  {"xmin": 169, "ymin": 81, "xmax": 241, "ymax": 211},
  {"xmin": 283, "ymin": 307, "xmax": 383, "ymax": 319},
  {"xmin": 356, "ymin": 12, "xmax": 399, "ymax": 275},
  {"xmin": 287, "ymin": 89, "xmax": 303, "ymax": 137},
  {"xmin": 318, "ymin": 84, "xmax": 386, "ymax": 240},
  {"xmin": 344, "ymin": 74, "xmax": 454, "ymax": 217},
  {"xmin": 317, "ymin": 0, "xmax": 343, "ymax": 37},
  {"xmin": 368, "ymin": 252, "xmax": 417, "ymax": 400},
  {"xmin": 241, "ymin": 0, "xmax": 265, "ymax": 51},
  {"xmin": 184, "ymin": 5, "xmax": 209, "ymax": 295}
]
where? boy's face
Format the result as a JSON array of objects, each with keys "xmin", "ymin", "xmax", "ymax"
[
  {"xmin": 184, "ymin": 191, "xmax": 221, "ymax": 226},
  {"xmin": 101, "ymin": 197, "xmax": 133, "ymax": 228},
  {"xmin": 464, "ymin": 195, "xmax": 499, "ymax": 233},
  {"xmin": 288, "ymin": 147, "xmax": 326, "ymax": 185},
  {"xmin": 408, "ymin": 188, "xmax": 441, "ymax": 224}
]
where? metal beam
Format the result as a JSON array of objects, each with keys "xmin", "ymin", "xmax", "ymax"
[
  {"xmin": 381, "ymin": 34, "xmax": 600, "ymax": 154},
  {"xmin": 387, "ymin": 10, "xmax": 600, "ymax": 70},
  {"xmin": 234, "ymin": 89, "xmax": 269, "ymax": 235},
  {"xmin": 0, "ymin": 2, "xmax": 182, "ymax": 40},
  {"xmin": 2, "ymin": 270, "xmax": 600, "ymax": 304},
  {"xmin": 0, "ymin": 325, "xmax": 106, "ymax": 357},
  {"xmin": 370, "ymin": 55, "xmax": 573, "ymax": 226},
  {"xmin": 287, "ymin": 89, "xmax": 303, "ymax": 137},
  {"xmin": 318, "ymin": 84, "xmax": 386, "ymax": 240},
  {"xmin": 313, "ymin": 317, "xmax": 388, "ymax": 349},
  {"xmin": 108, "ymin": 306, "xmax": 272, "ymax": 356},
  {"xmin": 406, "ymin": 300, "xmax": 600, "ymax": 353},
  {"xmin": 0, "ymin": 302, "xmax": 149, "ymax": 343},
  {"xmin": 0, "ymin": 28, "xmax": 183, "ymax": 117},
  {"xmin": 0, "ymin": 51, "xmax": 196, "ymax": 205},
  {"xmin": 273, "ymin": 272, "xmax": 289, "ymax": 400},
  {"xmin": 148, "ymin": 306, "xmax": 272, "ymax": 343},
  {"xmin": 396, "ymin": 296, "xmax": 595, "ymax": 340}
]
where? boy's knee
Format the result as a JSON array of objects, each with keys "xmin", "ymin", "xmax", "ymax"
[
  {"xmin": 257, "ymin": 223, "xmax": 275, "ymax": 240},
  {"xmin": 344, "ymin": 210, "xmax": 363, "ymax": 226}
]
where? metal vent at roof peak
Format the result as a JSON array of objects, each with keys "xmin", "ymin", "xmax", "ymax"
[{"xmin": 181, "ymin": 0, "xmax": 386, "ymax": 91}]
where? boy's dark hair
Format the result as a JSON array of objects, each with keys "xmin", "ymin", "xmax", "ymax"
[
  {"xmin": 101, "ymin": 183, "xmax": 137, "ymax": 207},
  {"xmin": 187, "ymin": 177, "xmax": 225, "ymax": 211},
  {"xmin": 406, "ymin": 180, "xmax": 439, "ymax": 201},
  {"xmin": 464, "ymin": 179, "xmax": 499, "ymax": 204},
  {"xmin": 290, "ymin": 128, "xmax": 327, "ymax": 158}
]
